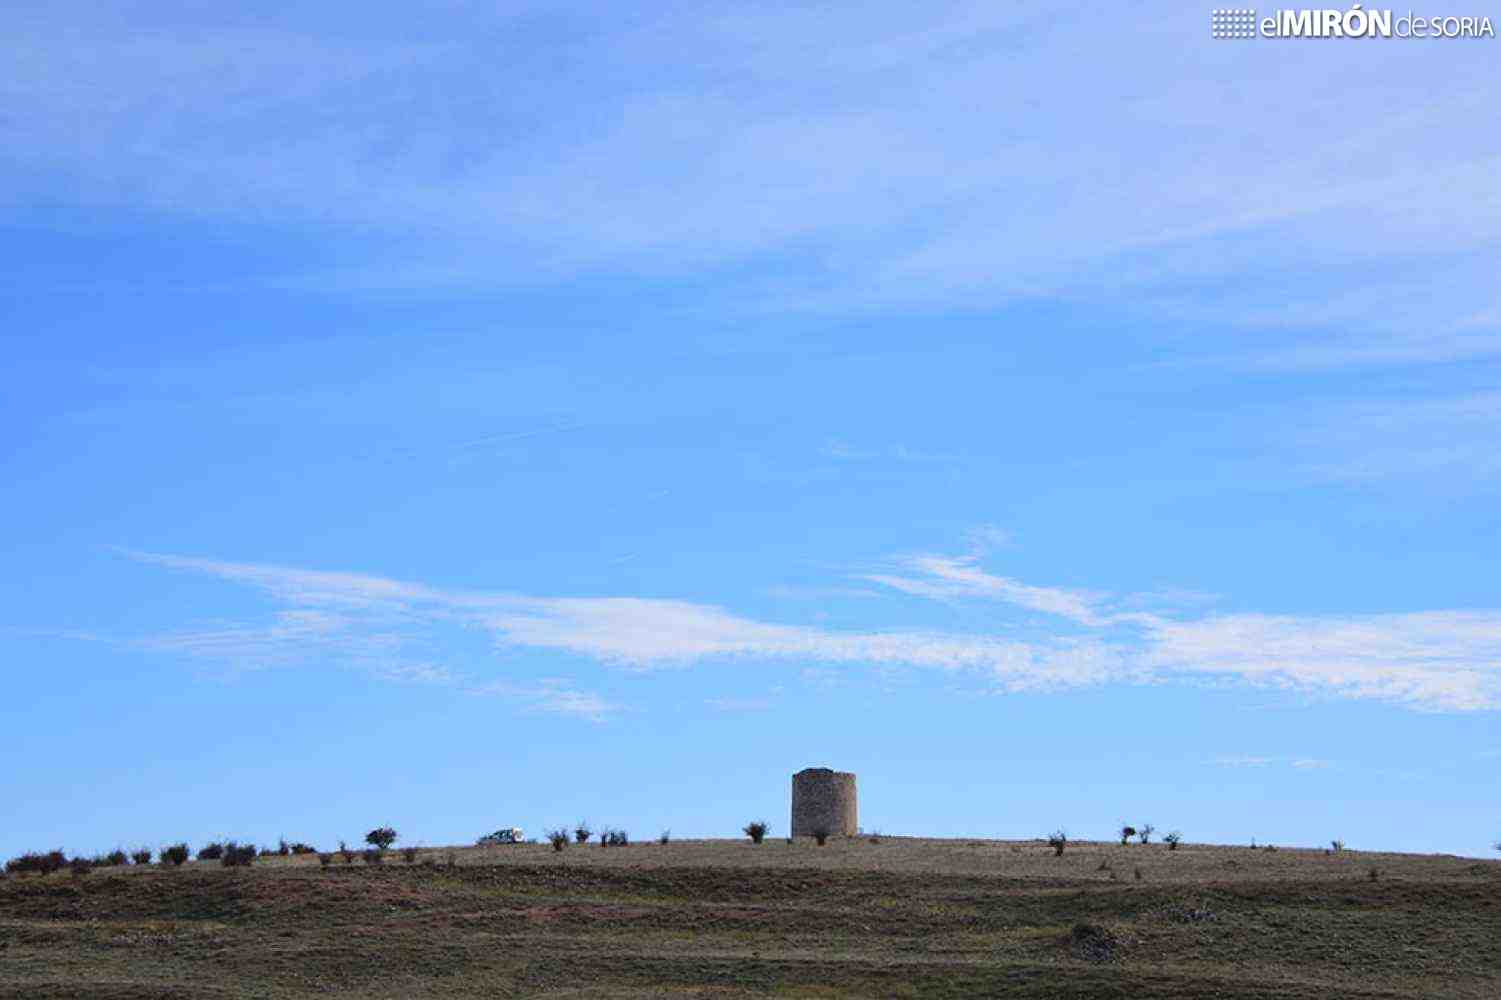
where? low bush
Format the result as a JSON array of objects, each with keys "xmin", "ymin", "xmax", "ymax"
[
  {"xmin": 1048, "ymin": 830, "xmax": 1068, "ymax": 857},
  {"xmin": 1368, "ymin": 866, "xmax": 1380, "ymax": 881},
  {"xmin": 1119, "ymin": 825, "xmax": 1135, "ymax": 846},
  {"xmin": 743, "ymin": 820, "xmax": 769, "ymax": 844},
  {"xmin": 1331, "ymin": 839, "xmax": 1344, "ymax": 852},
  {"xmin": 548, "ymin": 828, "xmax": 569, "ymax": 852},
  {"xmin": 132, "ymin": 848, "xmax": 153, "ymax": 865},
  {"xmin": 365, "ymin": 827, "xmax": 398, "ymax": 850},
  {"xmin": 605, "ymin": 828, "xmax": 629, "ymax": 847},
  {"xmin": 70, "ymin": 857, "xmax": 93, "ymax": 877},
  {"xmin": 812, "ymin": 826, "xmax": 830, "ymax": 847},
  {"xmin": 197, "ymin": 842, "xmax": 225, "ymax": 861},
  {"xmin": 338, "ymin": 841, "xmax": 356, "ymax": 864},
  {"xmin": 288, "ymin": 842, "xmax": 318, "ymax": 855},
  {"xmin": 401, "ymin": 846, "xmax": 418, "ymax": 863},
  {"xmin": 318, "ymin": 853, "xmax": 333, "ymax": 867},
  {"xmin": 658, "ymin": 830, "xmax": 671, "ymax": 845},
  {"xmin": 103, "ymin": 849, "xmax": 129, "ymax": 867},
  {"xmin": 161, "ymin": 843, "xmax": 190, "ymax": 867},
  {"xmin": 221, "ymin": 842, "xmax": 257, "ymax": 867},
  {"xmin": 7, "ymin": 851, "xmax": 64, "ymax": 876},
  {"xmin": 1069, "ymin": 922, "xmax": 1118, "ymax": 962},
  {"xmin": 1164, "ymin": 831, "xmax": 1182, "ymax": 851},
  {"xmin": 362, "ymin": 848, "xmax": 384, "ymax": 865},
  {"xmin": 573, "ymin": 822, "xmax": 592, "ymax": 845}
]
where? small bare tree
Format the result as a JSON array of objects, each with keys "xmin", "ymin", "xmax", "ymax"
[
  {"xmin": 1137, "ymin": 824, "xmax": 1155, "ymax": 845},
  {"xmin": 574, "ymin": 822, "xmax": 592, "ymax": 845},
  {"xmin": 1164, "ymin": 831, "xmax": 1182, "ymax": 851},
  {"xmin": 547, "ymin": 828, "xmax": 569, "ymax": 853},
  {"xmin": 1048, "ymin": 829, "xmax": 1068, "ymax": 857},
  {"xmin": 743, "ymin": 820, "xmax": 769, "ymax": 844}
]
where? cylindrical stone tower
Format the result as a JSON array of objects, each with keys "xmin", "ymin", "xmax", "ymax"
[{"xmin": 791, "ymin": 767, "xmax": 858, "ymax": 838}]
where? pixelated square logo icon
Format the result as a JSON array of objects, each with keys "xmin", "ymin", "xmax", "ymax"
[{"xmin": 1212, "ymin": 8, "xmax": 1258, "ymax": 37}]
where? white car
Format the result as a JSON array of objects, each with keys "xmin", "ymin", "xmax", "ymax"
[{"xmin": 477, "ymin": 827, "xmax": 525, "ymax": 845}]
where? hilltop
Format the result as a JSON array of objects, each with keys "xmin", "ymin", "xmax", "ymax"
[{"xmin": 2, "ymin": 837, "xmax": 1497, "ymax": 998}]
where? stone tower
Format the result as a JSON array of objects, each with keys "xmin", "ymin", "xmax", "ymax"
[{"xmin": 790, "ymin": 767, "xmax": 858, "ymax": 838}]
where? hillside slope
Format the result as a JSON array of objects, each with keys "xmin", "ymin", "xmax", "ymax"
[{"xmin": 2, "ymin": 838, "xmax": 1497, "ymax": 998}]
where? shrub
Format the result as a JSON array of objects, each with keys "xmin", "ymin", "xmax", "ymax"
[
  {"xmin": 5, "ymin": 851, "xmax": 65, "ymax": 876},
  {"xmin": 161, "ymin": 843, "xmax": 190, "ymax": 867},
  {"xmin": 1069, "ymin": 922, "xmax": 1118, "ymax": 962},
  {"xmin": 812, "ymin": 826, "xmax": 830, "ymax": 847},
  {"xmin": 573, "ymin": 822, "xmax": 592, "ymax": 845},
  {"xmin": 1119, "ymin": 825, "xmax": 1135, "ymax": 846},
  {"xmin": 1133, "ymin": 866, "xmax": 1143, "ymax": 882},
  {"xmin": 743, "ymin": 820, "xmax": 769, "ymax": 844},
  {"xmin": 401, "ymin": 846, "xmax": 418, "ymax": 863},
  {"xmin": 548, "ymin": 828, "xmax": 569, "ymax": 852},
  {"xmin": 1047, "ymin": 830, "xmax": 1068, "ymax": 857},
  {"xmin": 339, "ymin": 841, "xmax": 356, "ymax": 864},
  {"xmin": 288, "ymin": 842, "xmax": 317, "ymax": 856},
  {"xmin": 1164, "ymin": 832, "xmax": 1182, "ymax": 851},
  {"xmin": 197, "ymin": 842, "xmax": 225, "ymax": 861},
  {"xmin": 1331, "ymin": 839, "xmax": 1345, "ymax": 852},
  {"xmin": 362, "ymin": 848, "xmax": 384, "ymax": 865},
  {"xmin": 70, "ymin": 857, "xmax": 94, "ymax": 877},
  {"xmin": 103, "ymin": 849, "xmax": 129, "ymax": 867},
  {"xmin": 132, "ymin": 848, "xmax": 153, "ymax": 866},
  {"xmin": 221, "ymin": 842, "xmax": 257, "ymax": 867},
  {"xmin": 365, "ymin": 827, "xmax": 398, "ymax": 850},
  {"xmin": 318, "ymin": 853, "xmax": 333, "ymax": 868},
  {"xmin": 659, "ymin": 830, "xmax": 671, "ymax": 845},
  {"xmin": 1367, "ymin": 866, "xmax": 1380, "ymax": 881},
  {"xmin": 605, "ymin": 828, "xmax": 629, "ymax": 847},
  {"xmin": 1137, "ymin": 824, "xmax": 1155, "ymax": 845}
]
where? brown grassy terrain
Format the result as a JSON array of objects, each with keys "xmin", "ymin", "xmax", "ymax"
[{"xmin": 2, "ymin": 837, "xmax": 1497, "ymax": 998}]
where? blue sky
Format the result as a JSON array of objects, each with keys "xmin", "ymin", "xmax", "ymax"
[{"xmin": 3, "ymin": 1, "xmax": 1498, "ymax": 860}]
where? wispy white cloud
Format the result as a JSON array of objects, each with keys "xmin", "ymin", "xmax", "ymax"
[
  {"xmin": 704, "ymin": 696, "xmax": 775, "ymax": 712},
  {"xmin": 1207, "ymin": 756, "xmax": 1332, "ymax": 770},
  {"xmin": 824, "ymin": 440, "xmax": 962, "ymax": 463},
  {"xmin": 3, "ymin": 3, "xmax": 1497, "ymax": 352},
  {"xmin": 863, "ymin": 554, "xmax": 1116, "ymax": 626},
  {"xmin": 468, "ymin": 679, "xmax": 619, "ymax": 723},
  {"xmin": 1143, "ymin": 611, "xmax": 1501, "ymax": 712},
  {"xmin": 109, "ymin": 547, "xmax": 1501, "ymax": 714},
  {"xmin": 1209, "ymin": 756, "xmax": 1276, "ymax": 768}
]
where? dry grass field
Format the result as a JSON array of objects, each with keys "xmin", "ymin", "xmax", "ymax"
[{"xmin": 2, "ymin": 836, "xmax": 1498, "ymax": 998}]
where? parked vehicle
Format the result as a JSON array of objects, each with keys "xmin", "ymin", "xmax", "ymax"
[{"xmin": 477, "ymin": 827, "xmax": 524, "ymax": 845}]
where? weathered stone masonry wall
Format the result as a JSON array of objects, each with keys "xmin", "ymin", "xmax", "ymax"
[{"xmin": 790, "ymin": 767, "xmax": 858, "ymax": 838}]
